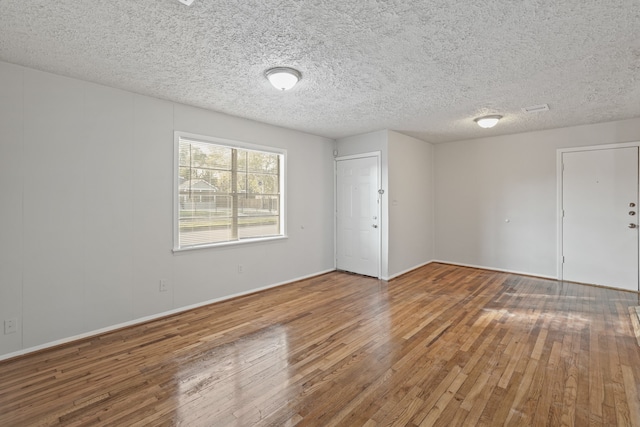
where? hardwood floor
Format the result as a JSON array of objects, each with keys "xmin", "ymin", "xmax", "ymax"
[{"xmin": 1, "ymin": 263, "xmax": 640, "ymax": 426}]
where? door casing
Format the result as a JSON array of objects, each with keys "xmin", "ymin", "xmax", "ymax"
[{"xmin": 335, "ymin": 152, "xmax": 382, "ymax": 279}]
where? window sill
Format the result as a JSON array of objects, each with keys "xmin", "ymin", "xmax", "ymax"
[{"xmin": 173, "ymin": 235, "xmax": 288, "ymax": 253}]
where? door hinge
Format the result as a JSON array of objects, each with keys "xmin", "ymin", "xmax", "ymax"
[
  {"xmin": 562, "ymin": 256, "xmax": 565, "ymax": 263},
  {"xmin": 562, "ymin": 209, "xmax": 565, "ymax": 218}
]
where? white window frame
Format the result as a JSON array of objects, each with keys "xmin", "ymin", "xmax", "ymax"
[{"xmin": 173, "ymin": 131, "xmax": 287, "ymax": 252}]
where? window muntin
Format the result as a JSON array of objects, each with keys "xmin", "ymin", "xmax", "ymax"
[{"xmin": 175, "ymin": 133, "xmax": 285, "ymax": 250}]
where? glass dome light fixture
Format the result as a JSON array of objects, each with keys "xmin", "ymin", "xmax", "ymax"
[
  {"xmin": 474, "ymin": 115, "xmax": 503, "ymax": 129},
  {"xmin": 265, "ymin": 67, "xmax": 302, "ymax": 91}
]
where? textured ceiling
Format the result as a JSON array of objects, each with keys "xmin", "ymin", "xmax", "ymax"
[{"xmin": 0, "ymin": 0, "xmax": 639, "ymax": 143}]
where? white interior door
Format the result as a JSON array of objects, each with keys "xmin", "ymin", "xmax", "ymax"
[
  {"xmin": 336, "ymin": 155, "xmax": 380, "ymax": 278},
  {"xmin": 562, "ymin": 146, "xmax": 639, "ymax": 291}
]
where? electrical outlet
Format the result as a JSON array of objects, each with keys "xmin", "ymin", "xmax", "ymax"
[
  {"xmin": 159, "ymin": 279, "xmax": 169, "ymax": 292},
  {"xmin": 237, "ymin": 264, "xmax": 243, "ymax": 274},
  {"xmin": 4, "ymin": 318, "xmax": 17, "ymax": 335}
]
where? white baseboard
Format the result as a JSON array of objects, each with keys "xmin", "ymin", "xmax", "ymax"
[
  {"xmin": 384, "ymin": 260, "xmax": 436, "ymax": 280},
  {"xmin": 430, "ymin": 260, "xmax": 557, "ymax": 280},
  {"xmin": 0, "ymin": 268, "xmax": 336, "ymax": 362}
]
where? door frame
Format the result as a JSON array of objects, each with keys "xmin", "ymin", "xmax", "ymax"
[
  {"xmin": 556, "ymin": 141, "xmax": 640, "ymax": 282},
  {"xmin": 334, "ymin": 151, "xmax": 382, "ymax": 279}
]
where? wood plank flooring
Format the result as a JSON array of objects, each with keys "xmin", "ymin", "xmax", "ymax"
[{"xmin": 1, "ymin": 263, "xmax": 640, "ymax": 426}]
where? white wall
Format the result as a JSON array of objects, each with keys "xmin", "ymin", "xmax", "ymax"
[
  {"xmin": 0, "ymin": 61, "xmax": 335, "ymax": 358},
  {"xmin": 387, "ymin": 131, "xmax": 435, "ymax": 277},
  {"xmin": 434, "ymin": 117, "xmax": 640, "ymax": 277},
  {"xmin": 336, "ymin": 130, "xmax": 436, "ymax": 279},
  {"xmin": 0, "ymin": 61, "xmax": 23, "ymax": 355}
]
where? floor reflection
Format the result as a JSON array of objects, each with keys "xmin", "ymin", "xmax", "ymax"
[{"xmin": 174, "ymin": 324, "xmax": 290, "ymax": 425}]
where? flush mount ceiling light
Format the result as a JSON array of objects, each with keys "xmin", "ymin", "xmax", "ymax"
[
  {"xmin": 474, "ymin": 115, "xmax": 503, "ymax": 129},
  {"xmin": 265, "ymin": 67, "xmax": 301, "ymax": 91}
]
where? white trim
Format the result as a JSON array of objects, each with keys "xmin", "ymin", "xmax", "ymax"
[
  {"xmin": 430, "ymin": 260, "xmax": 557, "ymax": 280},
  {"xmin": 376, "ymin": 154, "xmax": 382, "ymax": 279},
  {"xmin": 173, "ymin": 131, "xmax": 180, "ymax": 251},
  {"xmin": 557, "ymin": 141, "xmax": 640, "ymax": 154},
  {"xmin": 172, "ymin": 235, "xmax": 288, "ymax": 253},
  {"xmin": 333, "ymin": 158, "xmax": 340, "ymax": 274},
  {"xmin": 556, "ymin": 149, "xmax": 564, "ymax": 279},
  {"xmin": 335, "ymin": 151, "xmax": 381, "ymax": 162},
  {"xmin": 556, "ymin": 141, "xmax": 640, "ymax": 282},
  {"xmin": 384, "ymin": 260, "xmax": 434, "ymax": 280},
  {"xmin": 173, "ymin": 131, "xmax": 287, "ymax": 252},
  {"xmin": 334, "ymin": 151, "xmax": 383, "ymax": 279},
  {"xmin": 0, "ymin": 268, "xmax": 335, "ymax": 362},
  {"xmin": 385, "ymin": 259, "xmax": 558, "ymax": 281},
  {"xmin": 175, "ymin": 131, "xmax": 288, "ymax": 155}
]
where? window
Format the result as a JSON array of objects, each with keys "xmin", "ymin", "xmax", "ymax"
[{"xmin": 174, "ymin": 132, "xmax": 286, "ymax": 250}]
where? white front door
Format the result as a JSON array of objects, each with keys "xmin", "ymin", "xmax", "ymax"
[
  {"xmin": 336, "ymin": 155, "xmax": 380, "ymax": 278},
  {"xmin": 562, "ymin": 146, "xmax": 639, "ymax": 291}
]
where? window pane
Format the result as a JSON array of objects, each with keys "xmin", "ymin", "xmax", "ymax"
[
  {"xmin": 237, "ymin": 149, "xmax": 247, "ymax": 172},
  {"xmin": 237, "ymin": 171, "xmax": 247, "ymax": 193},
  {"xmin": 182, "ymin": 140, "xmax": 232, "ymax": 169},
  {"xmin": 238, "ymin": 216, "xmax": 280, "ymax": 239},
  {"xmin": 238, "ymin": 195, "xmax": 280, "ymax": 239},
  {"xmin": 248, "ymin": 173, "xmax": 278, "ymax": 194},
  {"xmin": 211, "ymin": 170, "xmax": 232, "ymax": 193},
  {"xmin": 238, "ymin": 194, "xmax": 280, "ymax": 215},
  {"xmin": 248, "ymin": 151, "xmax": 278, "ymax": 173}
]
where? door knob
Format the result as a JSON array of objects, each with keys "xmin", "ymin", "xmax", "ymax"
[
  {"xmin": 629, "ymin": 223, "xmax": 637, "ymax": 229},
  {"xmin": 630, "ymin": 211, "xmax": 637, "ymax": 216},
  {"xmin": 372, "ymin": 224, "xmax": 378, "ymax": 228}
]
